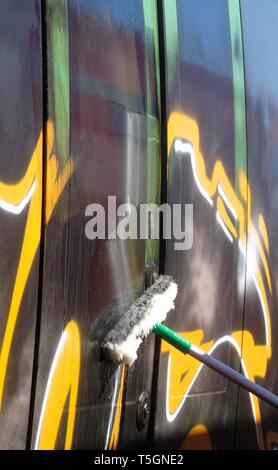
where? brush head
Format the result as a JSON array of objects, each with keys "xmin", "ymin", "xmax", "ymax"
[{"xmin": 100, "ymin": 275, "xmax": 177, "ymax": 366}]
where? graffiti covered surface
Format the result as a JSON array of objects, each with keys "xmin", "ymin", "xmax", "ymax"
[{"xmin": 0, "ymin": 0, "xmax": 42, "ymax": 449}]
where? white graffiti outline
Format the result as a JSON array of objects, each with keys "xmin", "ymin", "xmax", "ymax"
[
  {"xmin": 34, "ymin": 329, "xmax": 68, "ymax": 450},
  {"xmin": 0, "ymin": 180, "xmax": 36, "ymax": 214},
  {"xmin": 165, "ymin": 335, "xmax": 259, "ymax": 443}
]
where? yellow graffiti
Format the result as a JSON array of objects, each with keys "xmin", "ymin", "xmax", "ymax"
[
  {"xmin": 168, "ymin": 113, "xmax": 246, "ymax": 242},
  {"xmin": 168, "ymin": 112, "xmax": 272, "ymax": 353},
  {"xmin": 162, "ymin": 331, "xmax": 213, "ymax": 416},
  {"xmin": 0, "ymin": 120, "xmax": 72, "ymax": 410},
  {"xmin": 108, "ymin": 366, "xmax": 126, "ymax": 450},
  {"xmin": 258, "ymin": 214, "xmax": 269, "ymax": 255},
  {"xmin": 180, "ymin": 424, "xmax": 213, "ymax": 450},
  {"xmin": 0, "ymin": 154, "xmax": 38, "ymax": 207},
  {"xmin": 0, "ymin": 133, "xmax": 42, "ymax": 410},
  {"xmin": 165, "ymin": 111, "xmax": 274, "ymax": 449},
  {"xmin": 163, "ymin": 331, "xmax": 266, "ymax": 448},
  {"xmin": 35, "ymin": 320, "xmax": 80, "ymax": 450},
  {"xmin": 45, "ymin": 119, "xmax": 73, "ymax": 224},
  {"xmin": 232, "ymin": 331, "xmax": 266, "ymax": 448}
]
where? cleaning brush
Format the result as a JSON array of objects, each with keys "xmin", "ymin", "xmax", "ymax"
[
  {"xmin": 101, "ymin": 275, "xmax": 178, "ymax": 365},
  {"xmin": 96, "ymin": 274, "xmax": 278, "ymax": 410}
]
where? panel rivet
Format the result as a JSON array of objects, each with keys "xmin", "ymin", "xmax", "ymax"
[{"xmin": 136, "ymin": 391, "xmax": 150, "ymax": 431}]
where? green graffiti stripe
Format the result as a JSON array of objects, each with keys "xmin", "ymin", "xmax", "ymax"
[
  {"xmin": 228, "ymin": 0, "xmax": 247, "ymax": 191},
  {"xmin": 143, "ymin": 0, "xmax": 161, "ymax": 114},
  {"xmin": 163, "ymin": 0, "xmax": 181, "ymax": 110},
  {"xmin": 47, "ymin": 0, "xmax": 70, "ymax": 165},
  {"xmin": 143, "ymin": 0, "xmax": 161, "ymax": 264},
  {"xmin": 228, "ymin": 1, "xmax": 248, "ymax": 379}
]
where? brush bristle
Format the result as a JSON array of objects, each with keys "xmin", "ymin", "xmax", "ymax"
[{"xmin": 101, "ymin": 275, "xmax": 178, "ymax": 365}]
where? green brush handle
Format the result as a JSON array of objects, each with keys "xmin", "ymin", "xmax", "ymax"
[
  {"xmin": 153, "ymin": 323, "xmax": 192, "ymax": 353},
  {"xmin": 153, "ymin": 323, "xmax": 278, "ymax": 410}
]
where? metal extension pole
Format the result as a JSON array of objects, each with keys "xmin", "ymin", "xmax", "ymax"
[{"xmin": 154, "ymin": 323, "xmax": 278, "ymax": 410}]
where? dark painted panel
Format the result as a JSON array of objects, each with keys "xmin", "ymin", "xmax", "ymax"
[
  {"xmin": 0, "ymin": 0, "xmax": 42, "ymax": 449},
  {"xmin": 153, "ymin": 0, "xmax": 246, "ymax": 449},
  {"xmin": 31, "ymin": 0, "xmax": 161, "ymax": 450},
  {"xmin": 235, "ymin": 0, "xmax": 278, "ymax": 449}
]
